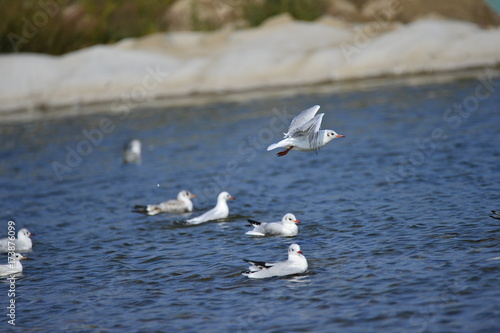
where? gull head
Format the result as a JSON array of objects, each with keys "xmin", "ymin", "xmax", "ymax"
[
  {"xmin": 128, "ymin": 139, "xmax": 141, "ymax": 154},
  {"xmin": 288, "ymin": 244, "xmax": 303, "ymax": 256},
  {"xmin": 218, "ymin": 191, "xmax": 235, "ymax": 202},
  {"xmin": 10, "ymin": 253, "xmax": 28, "ymax": 262},
  {"xmin": 19, "ymin": 228, "xmax": 34, "ymax": 238},
  {"xmin": 324, "ymin": 130, "xmax": 344, "ymax": 143},
  {"xmin": 179, "ymin": 190, "xmax": 196, "ymax": 200},
  {"xmin": 283, "ymin": 213, "xmax": 300, "ymax": 224}
]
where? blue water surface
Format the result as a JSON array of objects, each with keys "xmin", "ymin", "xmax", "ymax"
[{"xmin": 0, "ymin": 72, "xmax": 499, "ymax": 332}]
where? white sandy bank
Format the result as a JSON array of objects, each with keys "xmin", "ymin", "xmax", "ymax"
[{"xmin": 1, "ymin": 16, "xmax": 499, "ymax": 116}]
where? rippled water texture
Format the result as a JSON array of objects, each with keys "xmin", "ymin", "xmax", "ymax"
[{"xmin": 0, "ymin": 75, "xmax": 499, "ymax": 332}]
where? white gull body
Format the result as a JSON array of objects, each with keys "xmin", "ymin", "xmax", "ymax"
[
  {"xmin": 0, "ymin": 228, "xmax": 34, "ymax": 253},
  {"xmin": 267, "ymin": 105, "xmax": 344, "ymax": 156},
  {"xmin": 245, "ymin": 213, "xmax": 300, "ymax": 237},
  {"xmin": 0, "ymin": 253, "xmax": 28, "ymax": 276},
  {"xmin": 186, "ymin": 191, "xmax": 234, "ymax": 224},
  {"xmin": 133, "ymin": 190, "xmax": 196, "ymax": 215},
  {"xmin": 243, "ymin": 244, "xmax": 308, "ymax": 279},
  {"xmin": 123, "ymin": 139, "xmax": 142, "ymax": 164}
]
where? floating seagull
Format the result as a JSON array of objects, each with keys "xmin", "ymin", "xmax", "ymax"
[
  {"xmin": 490, "ymin": 210, "xmax": 500, "ymax": 220},
  {"xmin": 245, "ymin": 213, "xmax": 300, "ymax": 236},
  {"xmin": 242, "ymin": 244, "xmax": 308, "ymax": 279},
  {"xmin": 123, "ymin": 139, "xmax": 141, "ymax": 164},
  {"xmin": 0, "ymin": 253, "xmax": 29, "ymax": 276},
  {"xmin": 133, "ymin": 190, "xmax": 196, "ymax": 215},
  {"xmin": 0, "ymin": 228, "xmax": 34, "ymax": 253},
  {"xmin": 267, "ymin": 105, "xmax": 344, "ymax": 156},
  {"xmin": 186, "ymin": 191, "xmax": 234, "ymax": 224}
]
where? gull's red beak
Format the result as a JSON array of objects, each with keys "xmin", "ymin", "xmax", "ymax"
[
  {"xmin": 190, "ymin": 194, "xmax": 197, "ymax": 198},
  {"xmin": 230, "ymin": 197, "xmax": 235, "ymax": 200},
  {"xmin": 297, "ymin": 251, "xmax": 303, "ymax": 254},
  {"xmin": 30, "ymin": 233, "xmax": 35, "ymax": 237},
  {"xmin": 337, "ymin": 134, "xmax": 345, "ymax": 138},
  {"xmin": 294, "ymin": 219, "xmax": 300, "ymax": 223}
]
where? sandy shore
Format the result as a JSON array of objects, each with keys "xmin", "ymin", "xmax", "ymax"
[{"xmin": 1, "ymin": 15, "xmax": 500, "ymax": 121}]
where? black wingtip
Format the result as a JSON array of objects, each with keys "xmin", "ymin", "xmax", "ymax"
[
  {"xmin": 489, "ymin": 211, "xmax": 500, "ymax": 220},
  {"xmin": 247, "ymin": 219, "xmax": 261, "ymax": 226}
]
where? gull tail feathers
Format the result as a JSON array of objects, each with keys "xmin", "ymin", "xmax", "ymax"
[
  {"xmin": 267, "ymin": 142, "xmax": 281, "ymax": 151},
  {"xmin": 490, "ymin": 210, "xmax": 500, "ymax": 220},
  {"xmin": 247, "ymin": 219, "xmax": 262, "ymax": 226},
  {"xmin": 132, "ymin": 205, "xmax": 148, "ymax": 214}
]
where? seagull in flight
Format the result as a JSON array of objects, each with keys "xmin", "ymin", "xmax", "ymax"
[{"xmin": 267, "ymin": 105, "xmax": 344, "ymax": 156}]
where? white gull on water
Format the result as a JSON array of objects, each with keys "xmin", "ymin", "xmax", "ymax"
[
  {"xmin": 186, "ymin": 191, "xmax": 234, "ymax": 224},
  {"xmin": 243, "ymin": 244, "xmax": 308, "ymax": 279},
  {"xmin": 133, "ymin": 190, "xmax": 196, "ymax": 215},
  {"xmin": 267, "ymin": 105, "xmax": 344, "ymax": 156},
  {"xmin": 0, "ymin": 253, "xmax": 29, "ymax": 276},
  {"xmin": 123, "ymin": 139, "xmax": 142, "ymax": 164},
  {"xmin": 245, "ymin": 213, "xmax": 300, "ymax": 236},
  {"xmin": 490, "ymin": 210, "xmax": 500, "ymax": 220},
  {"xmin": 0, "ymin": 228, "xmax": 34, "ymax": 253}
]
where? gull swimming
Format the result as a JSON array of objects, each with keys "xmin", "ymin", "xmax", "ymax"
[
  {"xmin": 0, "ymin": 253, "xmax": 28, "ymax": 276},
  {"xmin": 267, "ymin": 105, "xmax": 344, "ymax": 156},
  {"xmin": 123, "ymin": 139, "xmax": 141, "ymax": 164},
  {"xmin": 242, "ymin": 244, "xmax": 308, "ymax": 279},
  {"xmin": 133, "ymin": 190, "xmax": 196, "ymax": 215},
  {"xmin": 0, "ymin": 228, "xmax": 34, "ymax": 253},
  {"xmin": 490, "ymin": 210, "xmax": 500, "ymax": 220},
  {"xmin": 245, "ymin": 213, "xmax": 300, "ymax": 237},
  {"xmin": 186, "ymin": 191, "xmax": 234, "ymax": 224}
]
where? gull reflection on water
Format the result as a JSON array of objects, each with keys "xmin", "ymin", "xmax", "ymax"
[{"xmin": 286, "ymin": 274, "xmax": 311, "ymax": 285}]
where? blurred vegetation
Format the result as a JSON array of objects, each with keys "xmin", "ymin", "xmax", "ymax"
[
  {"xmin": 1, "ymin": 0, "xmax": 80, "ymax": 55},
  {"xmin": 0, "ymin": 0, "xmax": 327, "ymax": 55},
  {"xmin": 79, "ymin": 0, "xmax": 174, "ymax": 44},
  {"xmin": 241, "ymin": 0, "xmax": 326, "ymax": 27},
  {"xmin": 0, "ymin": 0, "xmax": 174, "ymax": 55},
  {"xmin": 1, "ymin": 0, "xmax": 498, "ymax": 55}
]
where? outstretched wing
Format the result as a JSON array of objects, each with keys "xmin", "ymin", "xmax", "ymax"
[
  {"xmin": 285, "ymin": 105, "xmax": 320, "ymax": 138},
  {"xmin": 287, "ymin": 113, "xmax": 324, "ymax": 151},
  {"xmin": 305, "ymin": 113, "xmax": 324, "ymax": 151}
]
